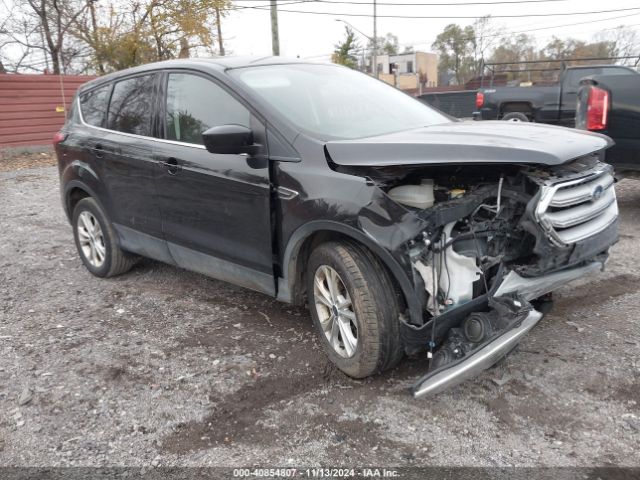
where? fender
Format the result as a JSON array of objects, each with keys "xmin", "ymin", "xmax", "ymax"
[
  {"xmin": 60, "ymin": 160, "xmax": 111, "ymax": 222},
  {"xmin": 277, "ymin": 220, "xmax": 425, "ymax": 324}
]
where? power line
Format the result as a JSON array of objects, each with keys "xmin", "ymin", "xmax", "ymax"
[
  {"xmin": 232, "ymin": 0, "xmax": 311, "ymax": 9},
  {"xmin": 233, "ymin": 0, "xmax": 573, "ymax": 5},
  {"xmin": 476, "ymin": 12, "xmax": 640, "ymax": 38},
  {"xmin": 301, "ymin": 15, "xmax": 640, "ymax": 58},
  {"xmin": 232, "ymin": 5, "xmax": 640, "ymax": 19},
  {"xmin": 528, "ymin": 21, "xmax": 640, "ymax": 40}
]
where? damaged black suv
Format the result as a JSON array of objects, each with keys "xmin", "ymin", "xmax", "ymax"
[{"xmin": 55, "ymin": 57, "xmax": 618, "ymax": 396}]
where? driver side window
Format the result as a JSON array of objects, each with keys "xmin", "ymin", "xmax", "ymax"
[{"xmin": 165, "ymin": 73, "xmax": 250, "ymax": 145}]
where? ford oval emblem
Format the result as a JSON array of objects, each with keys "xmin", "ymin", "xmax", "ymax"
[{"xmin": 592, "ymin": 185, "xmax": 604, "ymax": 201}]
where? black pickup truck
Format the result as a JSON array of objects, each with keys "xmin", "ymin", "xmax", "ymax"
[
  {"xmin": 576, "ymin": 74, "xmax": 640, "ymax": 175},
  {"xmin": 474, "ymin": 65, "xmax": 639, "ymax": 126}
]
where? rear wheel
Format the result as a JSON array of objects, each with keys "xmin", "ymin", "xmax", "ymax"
[
  {"xmin": 502, "ymin": 112, "xmax": 530, "ymax": 122},
  {"xmin": 72, "ymin": 197, "xmax": 138, "ymax": 278},
  {"xmin": 306, "ymin": 241, "xmax": 403, "ymax": 378}
]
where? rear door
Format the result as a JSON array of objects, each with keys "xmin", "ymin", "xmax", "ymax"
[
  {"xmin": 94, "ymin": 73, "xmax": 171, "ymax": 262},
  {"xmin": 153, "ymin": 71, "xmax": 275, "ymax": 294}
]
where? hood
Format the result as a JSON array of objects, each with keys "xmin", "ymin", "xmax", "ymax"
[{"xmin": 325, "ymin": 121, "xmax": 612, "ymax": 167}]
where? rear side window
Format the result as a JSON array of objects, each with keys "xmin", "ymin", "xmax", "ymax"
[
  {"xmin": 164, "ymin": 73, "xmax": 250, "ymax": 145},
  {"xmin": 80, "ymin": 85, "xmax": 111, "ymax": 127},
  {"xmin": 107, "ymin": 75, "xmax": 155, "ymax": 136}
]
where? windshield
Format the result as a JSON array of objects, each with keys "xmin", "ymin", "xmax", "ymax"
[{"xmin": 230, "ymin": 64, "xmax": 450, "ymax": 140}]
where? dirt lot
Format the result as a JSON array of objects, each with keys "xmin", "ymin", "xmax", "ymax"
[{"xmin": 1, "ymin": 154, "xmax": 639, "ymax": 468}]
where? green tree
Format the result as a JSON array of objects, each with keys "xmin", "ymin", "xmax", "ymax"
[
  {"xmin": 489, "ymin": 33, "xmax": 537, "ymax": 81},
  {"xmin": 332, "ymin": 26, "xmax": 360, "ymax": 69},
  {"xmin": 368, "ymin": 32, "xmax": 399, "ymax": 55},
  {"xmin": 432, "ymin": 23, "xmax": 476, "ymax": 85}
]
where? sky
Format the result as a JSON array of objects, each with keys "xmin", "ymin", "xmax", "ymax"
[
  {"xmin": 220, "ymin": 0, "xmax": 640, "ymax": 61},
  {"xmin": 1, "ymin": 0, "xmax": 639, "ymax": 69}
]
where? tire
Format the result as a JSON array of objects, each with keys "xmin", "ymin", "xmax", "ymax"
[
  {"xmin": 306, "ymin": 241, "xmax": 403, "ymax": 378},
  {"xmin": 501, "ymin": 112, "xmax": 530, "ymax": 122},
  {"xmin": 72, "ymin": 197, "xmax": 137, "ymax": 278}
]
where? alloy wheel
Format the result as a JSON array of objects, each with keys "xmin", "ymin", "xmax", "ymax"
[
  {"xmin": 77, "ymin": 211, "xmax": 106, "ymax": 268},
  {"xmin": 313, "ymin": 265, "xmax": 358, "ymax": 358}
]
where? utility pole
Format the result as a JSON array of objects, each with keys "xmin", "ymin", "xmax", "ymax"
[
  {"xmin": 270, "ymin": 0, "xmax": 280, "ymax": 56},
  {"xmin": 372, "ymin": 0, "xmax": 377, "ymax": 78}
]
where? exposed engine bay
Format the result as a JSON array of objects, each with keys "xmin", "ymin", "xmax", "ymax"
[{"xmin": 334, "ymin": 153, "xmax": 619, "ymax": 396}]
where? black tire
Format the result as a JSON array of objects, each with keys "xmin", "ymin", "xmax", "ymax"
[
  {"xmin": 306, "ymin": 241, "xmax": 403, "ymax": 378},
  {"xmin": 502, "ymin": 112, "xmax": 530, "ymax": 122},
  {"xmin": 72, "ymin": 197, "xmax": 138, "ymax": 278}
]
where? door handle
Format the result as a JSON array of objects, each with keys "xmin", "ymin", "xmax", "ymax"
[
  {"xmin": 92, "ymin": 143, "xmax": 105, "ymax": 158},
  {"xmin": 160, "ymin": 157, "xmax": 181, "ymax": 175}
]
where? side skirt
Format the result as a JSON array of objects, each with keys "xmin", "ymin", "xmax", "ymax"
[{"xmin": 114, "ymin": 223, "xmax": 276, "ymax": 297}]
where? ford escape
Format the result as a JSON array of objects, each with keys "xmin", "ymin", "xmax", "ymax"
[{"xmin": 54, "ymin": 57, "xmax": 618, "ymax": 396}]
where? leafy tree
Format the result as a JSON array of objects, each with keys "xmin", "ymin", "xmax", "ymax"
[
  {"xmin": 488, "ymin": 34, "xmax": 629, "ymax": 84},
  {"xmin": 332, "ymin": 26, "xmax": 360, "ymax": 69},
  {"xmin": 368, "ymin": 32, "xmax": 399, "ymax": 55},
  {"xmin": 489, "ymin": 33, "xmax": 537, "ymax": 79},
  {"xmin": 432, "ymin": 23, "xmax": 476, "ymax": 85},
  {"xmin": 541, "ymin": 37, "xmax": 616, "ymax": 65},
  {"xmin": 0, "ymin": 0, "xmax": 232, "ymax": 74}
]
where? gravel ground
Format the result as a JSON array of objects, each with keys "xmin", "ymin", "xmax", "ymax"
[
  {"xmin": 0, "ymin": 159, "xmax": 639, "ymax": 468},
  {"xmin": 0, "ymin": 148, "xmax": 56, "ymax": 172}
]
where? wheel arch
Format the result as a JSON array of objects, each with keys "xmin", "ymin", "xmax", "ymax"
[
  {"xmin": 63, "ymin": 180, "xmax": 107, "ymax": 223},
  {"xmin": 499, "ymin": 101, "xmax": 534, "ymax": 118},
  {"xmin": 277, "ymin": 221, "xmax": 424, "ymax": 324}
]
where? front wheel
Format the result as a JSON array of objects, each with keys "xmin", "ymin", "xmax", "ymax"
[{"xmin": 306, "ymin": 241, "xmax": 403, "ymax": 378}]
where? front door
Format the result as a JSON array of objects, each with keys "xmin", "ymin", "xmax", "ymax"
[{"xmin": 153, "ymin": 71, "xmax": 275, "ymax": 295}]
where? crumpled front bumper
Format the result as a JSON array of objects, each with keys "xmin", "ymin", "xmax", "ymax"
[
  {"xmin": 410, "ymin": 260, "xmax": 605, "ymax": 397},
  {"xmin": 411, "ymin": 309, "xmax": 543, "ymax": 397}
]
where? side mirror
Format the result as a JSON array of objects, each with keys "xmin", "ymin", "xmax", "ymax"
[{"xmin": 202, "ymin": 124, "xmax": 254, "ymax": 155}]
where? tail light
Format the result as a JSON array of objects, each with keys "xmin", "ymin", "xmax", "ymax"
[
  {"xmin": 475, "ymin": 91, "xmax": 484, "ymax": 109},
  {"xmin": 53, "ymin": 131, "xmax": 67, "ymax": 145},
  {"xmin": 586, "ymin": 86, "xmax": 609, "ymax": 131}
]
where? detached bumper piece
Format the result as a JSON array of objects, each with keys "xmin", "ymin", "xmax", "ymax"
[
  {"xmin": 411, "ymin": 305, "xmax": 542, "ymax": 398},
  {"xmin": 409, "ymin": 260, "xmax": 606, "ymax": 397}
]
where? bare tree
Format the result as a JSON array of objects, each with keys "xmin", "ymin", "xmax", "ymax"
[
  {"xmin": 471, "ymin": 16, "xmax": 499, "ymax": 75},
  {"xmin": 2, "ymin": 0, "xmax": 235, "ymax": 74},
  {"xmin": 1, "ymin": 0, "xmax": 88, "ymax": 74},
  {"xmin": 595, "ymin": 26, "xmax": 640, "ymax": 64}
]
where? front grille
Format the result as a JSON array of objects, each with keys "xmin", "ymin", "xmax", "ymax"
[{"xmin": 535, "ymin": 167, "xmax": 618, "ymax": 246}]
